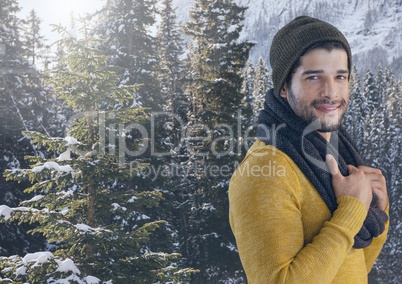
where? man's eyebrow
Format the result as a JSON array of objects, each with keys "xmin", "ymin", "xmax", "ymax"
[
  {"xmin": 301, "ymin": 70, "xmax": 323, "ymax": 75},
  {"xmin": 301, "ymin": 69, "xmax": 349, "ymax": 75}
]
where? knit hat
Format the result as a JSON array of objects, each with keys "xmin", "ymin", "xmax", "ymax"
[{"xmin": 270, "ymin": 16, "xmax": 352, "ymax": 94}]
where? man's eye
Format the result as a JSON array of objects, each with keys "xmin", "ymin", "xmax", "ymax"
[
  {"xmin": 337, "ymin": 75, "xmax": 347, "ymax": 80},
  {"xmin": 306, "ymin": 76, "xmax": 318, "ymax": 80}
]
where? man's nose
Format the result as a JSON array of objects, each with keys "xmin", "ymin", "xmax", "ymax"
[{"xmin": 321, "ymin": 79, "xmax": 337, "ymax": 99}]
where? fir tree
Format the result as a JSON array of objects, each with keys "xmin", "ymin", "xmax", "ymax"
[
  {"xmin": 345, "ymin": 66, "xmax": 366, "ymax": 150},
  {"xmin": 22, "ymin": 9, "xmax": 46, "ymax": 66},
  {"xmin": 363, "ymin": 68, "xmax": 379, "ymax": 118},
  {"xmin": 180, "ymin": 0, "xmax": 254, "ymax": 281},
  {"xmin": 381, "ymin": 66, "xmax": 396, "ymax": 152},
  {"xmin": 147, "ymin": 0, "xmax": 193, "ymax": 265},
  {"xmin": 240, "ymin": 59, "xmax": 255, "ymax": 107},
  {"xmin": 95, "ymin": 0, "xmax": 162, "ymax": 110},
  {"xmin": 343, "ymin": 66, "xmax": 357, "ymax": 139},
  {"xmin": 0, "ymin": 22, "xmax": 194, "ymax": 283},
  {"xmin": 363, "ymin": 67, "xmax": 386, "ymax": 166},
  {"xmin": 252, "ymin": 57, "xmax": 270, "ymax": 120},
  {"xmin": 381, "ymin": 66, "xmax": 398, "ymax": 173},
  {"xmin": 157, "ymin": 0, "xmax": 183, "ymax": 107},
  {"xmin": 360, "ymin": 69, "xmax": 378, "ymax": 159},
  {"xmin": 155, "ymin": 0, "xmax": 186, "ymax": 152},
  {"xmin": 375, "ymin": 65, "xmax": 386, "ymax": 110},
  {"xmin": 0, "ymin": 0, "xmax": 51, "ymax": 256},
  {"xmin": 240, "ymin": 59, "xmax": 256, "ymax": 147}
]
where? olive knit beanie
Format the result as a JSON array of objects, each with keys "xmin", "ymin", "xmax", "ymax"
[{"xmin": 270, "ymin": 16, "xmax": 352, "ymax": 94}]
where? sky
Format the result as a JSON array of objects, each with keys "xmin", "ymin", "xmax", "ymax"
[{"xmin": 18, "ymin": 0, "xmax": 105, "ymax": 43}]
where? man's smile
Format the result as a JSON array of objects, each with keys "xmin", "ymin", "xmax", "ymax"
[
  {"xmin": 314, "ymin": 104, "xmax": 340, "ymax": 114},
  {"xmin": 311, "ymin": 99, "xmax": 346, "ymax": 115}
]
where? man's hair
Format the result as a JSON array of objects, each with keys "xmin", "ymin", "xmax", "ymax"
[{"xmin": 285, "ymin": 41, "xmax": 346, "ymax": 88}]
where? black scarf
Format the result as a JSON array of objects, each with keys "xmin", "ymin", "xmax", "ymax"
[{"xmin": 256, "ymin": 89, "xmax": 388, "ymax": 249}]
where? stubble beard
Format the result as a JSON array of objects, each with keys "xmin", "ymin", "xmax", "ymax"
[{"xmin": 287, "ymin": 88, "xmax": 348, "ymax": 132}]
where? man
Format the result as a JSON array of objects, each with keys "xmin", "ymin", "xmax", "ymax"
[{"xmin": 228, "ymin": 16, "xmax": 389, "ymax": 283}]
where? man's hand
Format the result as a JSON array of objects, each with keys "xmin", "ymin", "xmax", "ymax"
[
  {"xmin": 358, "ymin": 166, "xmax": 389, "ymax": 211},
  {"xmin": 326, "ymin": 154, "xmax": 372, "ymax": 211}
]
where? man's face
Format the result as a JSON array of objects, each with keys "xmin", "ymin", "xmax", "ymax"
[{"xmin": 280, "ymin": 48, "xmax": 349, "ymax": 133}]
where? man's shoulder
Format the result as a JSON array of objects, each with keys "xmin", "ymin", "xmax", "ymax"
[
  {"xmin": 232, "ymin": 139, "xmax": 304, "ymax": 181},
  {"xmin": 242, "ymin": 139, "xmax": 297, "ymax": 167}
]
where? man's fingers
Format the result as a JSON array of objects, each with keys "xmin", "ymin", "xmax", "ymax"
[
  {"xmin": 372, "ymin": 187, "xmax": 389, "ymax": 211},
  {"xmin": 326, "ymin": 154, "xmax": 340, "ymax": 176},
  {"xmin": 358, "ymin": 165, "xmax": 382, "ymax": 175},
  {"xmin": 372, "ymin": 187, "xmax": 383, "ymax": 196},
  {"xmin": 326, "ymin": 155, "xmax": 360, "ymax": 179},
  {"xmin": 347, "ymin": 164, "xmax": 358, "ymax": 174},
  {"xmin": 358, "ymin": 166, "xmax": 386, "ymax": 185},
  {"xmin": 370, "ymin": 180, "xmax": 386, "ymax": 190}
]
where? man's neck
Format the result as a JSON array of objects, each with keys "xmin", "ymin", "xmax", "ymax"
[{"xmin": 318, "ymin": 131, "xmax": 331, "ymax": 142}]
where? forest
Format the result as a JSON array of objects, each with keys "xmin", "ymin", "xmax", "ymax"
[{"xmin": 0, "ymin": 0, "xmax": 401, "ymax": 283}]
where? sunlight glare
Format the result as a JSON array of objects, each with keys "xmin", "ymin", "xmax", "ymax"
[{"xmin": 58, "ymin": 0, "xmax": 96, "ymax": 20}]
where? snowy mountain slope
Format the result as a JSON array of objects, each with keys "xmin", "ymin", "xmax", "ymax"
[{"xmin": 173, "ymin": 0, "xmax": 402, "ymax": 73}]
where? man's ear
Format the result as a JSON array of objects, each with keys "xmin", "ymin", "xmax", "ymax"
[{"xmin": 280, "ymin": 83, "xmax": 288, "ymax": 100}]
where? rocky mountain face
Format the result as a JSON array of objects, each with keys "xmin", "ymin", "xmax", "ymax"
[{"xmin": 174, "ymin": 0, "xmax": 402, "ymax": 75}]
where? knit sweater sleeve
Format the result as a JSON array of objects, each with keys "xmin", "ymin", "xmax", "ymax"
[{"xmin": 228, "ymin": 145, "xmax": 368, "ymax": 284}]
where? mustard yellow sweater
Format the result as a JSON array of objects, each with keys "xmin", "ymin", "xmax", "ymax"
[{"xmin": 229, "ymin": 140, "xmax": 389, "ymax": 284}]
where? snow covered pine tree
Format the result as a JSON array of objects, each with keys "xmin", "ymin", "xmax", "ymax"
[{"xmin": 0, "ymin": 21, "xmax": 194, "ymax": 283}]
